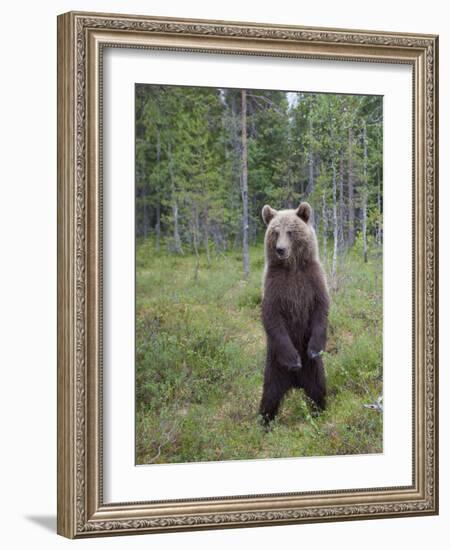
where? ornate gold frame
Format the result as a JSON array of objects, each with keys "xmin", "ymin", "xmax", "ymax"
[{"xmin": 57, "ymin": 11, "xmax": 439, "ymax": 538}]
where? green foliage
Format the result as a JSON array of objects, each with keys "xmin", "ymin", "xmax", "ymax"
[
  {"xmin": 136, "ymin": 240, "xmax": 383, "ymax": 464},
  {"xmin": 135, "ymin": 85, "xmax": 383, "ymax": 267},
  {"xmin": 134, "ymin": 84, "xmax": 384, "ymax": 464}
]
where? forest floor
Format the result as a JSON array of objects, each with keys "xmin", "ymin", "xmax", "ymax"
[{"xmin": 135, "ymin": 239, "xmax": 383, "ymax": 465}]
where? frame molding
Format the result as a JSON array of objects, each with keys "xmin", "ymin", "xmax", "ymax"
[{"xmin": 57, "ymin": 11, "xmax": 438, "ymax": 538}]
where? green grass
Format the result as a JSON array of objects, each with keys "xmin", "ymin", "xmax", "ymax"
[{"xmin": 135, "ymin": 239, "xmax": 383, "ymax": 464}]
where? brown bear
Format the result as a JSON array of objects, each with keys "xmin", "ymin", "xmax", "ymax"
[{"xmin": 259, "ymin": 202, "xmax": 330, "ymax": 424}]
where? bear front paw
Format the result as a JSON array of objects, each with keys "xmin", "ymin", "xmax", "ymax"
[
  {"xmin": 279, "ymin": 351, "xmax": 302, "ymax": 371},
  {"xmin": 307, "ymin": 345, "xmax": 323, "ymax": 360}
]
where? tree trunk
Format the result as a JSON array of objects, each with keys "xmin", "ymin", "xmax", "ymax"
[
  {"xmin": 332, "ymin": 163, "xmax": 338, "ymax": 280},
  {"xmin": 155, "ymin": 129, "xmax": 161, "ymax": 251},
  {"xmin": 347, "ymin": 126, "xmax": 355, "ymax": 247},
  {"xmin": 322, "ymin": 191, "xmax": 328, "ymax": 264},
  {"xmin": 172, "ymin": 200, "xmax": 182, "ymax": 254},
  {"xmin": 228, "ymin": 92, "xmax": 243, "ymax": 254},
  {"xmin": 306, "ymin": 116, "xmax": 314, "ymax": 196},
  {"xmin": 362, "ymin": 193, "xmax": 368, "ymax": 262},
  {"xmin": 240, "ymin": 90, "xmax": 249, "ymax": 279},
  {"xmin": 376, "ymin": 165, "xmax": 382, "ymax": 246},
  {"xmin": 192, "ymin": 205, "xmax": 200, "ymax": 280},
  {"xmin": 338, "ymin": 152, "xmax": 345, "ymax": 252},
  {"xmin": 362, "ymin": 122, "xmax": 368, "ymax": 263},
  {"xmin": 168, "ymin": 142, "xmax": 183, "ymax": 254},
  {"xmin": 203, "ymin": 210, "xmax": 211, "ymax": 266}
]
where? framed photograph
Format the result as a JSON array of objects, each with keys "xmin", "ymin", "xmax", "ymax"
[{"xmin": 57, "ymin": 11, "xmax": 439, "ymax": 538}]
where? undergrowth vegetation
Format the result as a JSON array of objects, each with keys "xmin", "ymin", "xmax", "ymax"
[{"xmin": 136, "ymin": 239, "xmax": 383, "ymax": 464}]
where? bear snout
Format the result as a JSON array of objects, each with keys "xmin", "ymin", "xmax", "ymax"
[{"xmin": 276, "ymin": 246, "xmax": 287, "ymax": 258}]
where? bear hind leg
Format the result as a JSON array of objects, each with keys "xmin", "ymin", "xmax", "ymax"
[
  {"xmin": 300, "ymin": 358, "xmax": 327, "ymax": 411},
  {"xmin": 259, "ymin": 368, "xmax": 291, "ymax": 426}
]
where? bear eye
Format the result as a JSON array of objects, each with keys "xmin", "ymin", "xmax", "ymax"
[{"xmin": 286, "ymin": 230, "xmax": 293, "ymax": 236}]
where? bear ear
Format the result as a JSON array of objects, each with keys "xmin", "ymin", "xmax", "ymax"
[
  {"xmin": 296, "ymin": 202, "xmax": 312, "ymax": 223},
  {"xmin": 262, "ymin": 205, "xmax": 277, "ymax": 225}
]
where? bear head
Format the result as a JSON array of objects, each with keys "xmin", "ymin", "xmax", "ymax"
[{"xmin": 262, "ymin": 202, "xmax": 319, "ymax": 268}]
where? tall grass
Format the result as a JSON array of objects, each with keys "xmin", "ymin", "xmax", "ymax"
[{"xmin": 136, "ymin": 239, "xmax": 383, "ymax": 464}]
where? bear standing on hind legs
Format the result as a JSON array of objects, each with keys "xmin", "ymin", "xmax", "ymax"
[{"xmin": 259, "ymin": 202, "xmax": 330, "ymax": 425}]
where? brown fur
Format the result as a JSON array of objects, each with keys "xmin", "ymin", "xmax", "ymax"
[{"xmin": 259, "ymin": 202, "xmax": 330, "ymax": 424}]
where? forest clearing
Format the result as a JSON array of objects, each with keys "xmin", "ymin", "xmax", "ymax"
[
  {"xmin": 135, "ymin": 85, "xmax": 383, "ymax": 464},
  {"xmin": 136, "ymin": 238, "xmax": 383, "ymax": 464}
]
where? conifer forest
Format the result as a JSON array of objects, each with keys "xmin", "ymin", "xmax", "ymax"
[{"xmin": 135, "ymin": 85, "xmax": 383, "ymax": 465}]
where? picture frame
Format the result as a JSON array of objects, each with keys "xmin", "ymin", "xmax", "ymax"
[{"xmin": 57, "ymin": 11, "xmax": 439, "ymax": 538}]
